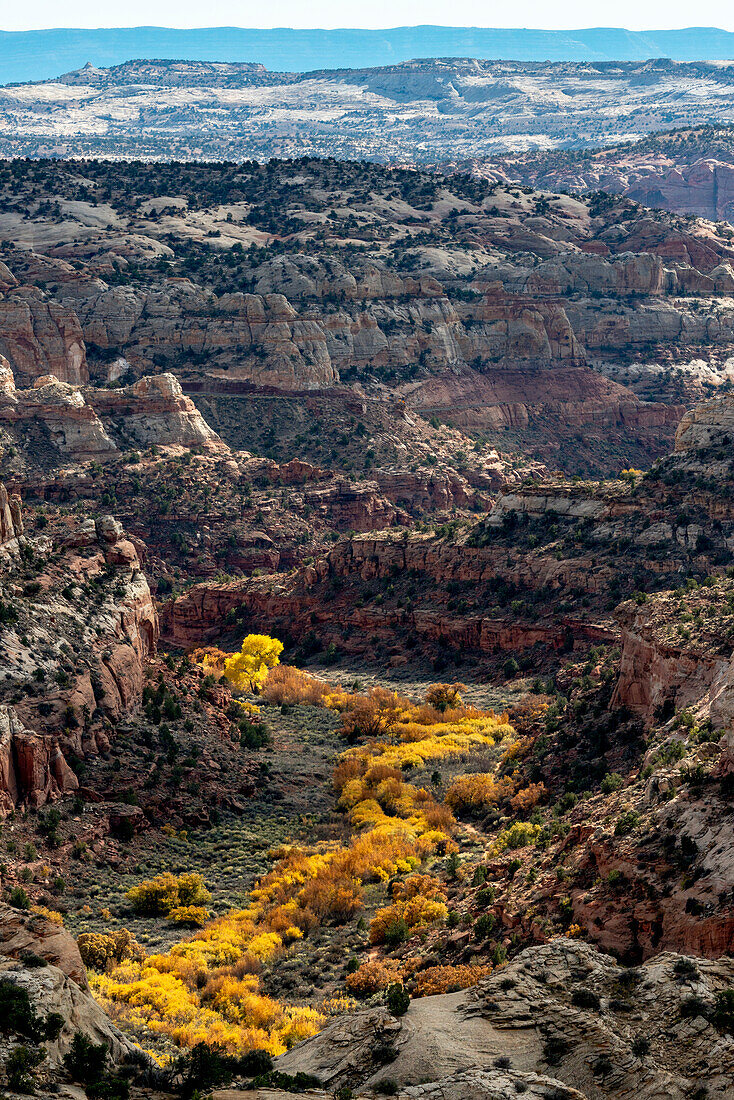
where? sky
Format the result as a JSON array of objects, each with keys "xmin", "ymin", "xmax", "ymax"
[{"xmin": 3, "ymin": 2, "xmax": 734, "ymax": 32}]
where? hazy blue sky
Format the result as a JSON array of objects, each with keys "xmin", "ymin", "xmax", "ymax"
[{"xmin": 4, "ymin": 2, "xmax": 734, "ymax": 32}]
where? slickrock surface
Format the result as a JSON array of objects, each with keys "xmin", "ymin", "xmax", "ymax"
[
  {"xmin": 274, "ymin": 939, "xmax": 734, "ymax": 1099},
  {"xmin": 216, "ymin": 1071, "xmax": 587, "ymax": 1099},
  {"xmin": 0, "ymin": 906, "xmax": 141, "ymax": 1092}
]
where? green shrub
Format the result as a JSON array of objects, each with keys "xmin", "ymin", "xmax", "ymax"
[
  {"xmin": 474, "ymin": 913, "xmax": 496, "ymax": 940},
  {"xmin": 503, "ymin": 657, "xmax": 520, "ymax": 679},
  {"xmin": 250, "ymin": 1070, "xmax": 322, "ymax": 1092},
  {"xmin": 614, "ymin": 811, "xmax": 639, "ymax": 836},
  {"xmin": 8, "ymin": 886, "xmax": 31, "ymax": 910},
  {"xmin": 607, "ymin": 869, "xmax": 625, "ymax": 890},
  {"xmin": 19, "ymin": 951, "xmax": 47, "ymax": 969},
  {"xmin": 444, "ymin": 851, "xmax": 461, "ymax": 880},
  {"xmin": 680, "ymin": 995, "xmax": 709, "ymax": 1019},
  {"xmin": 0, "ymin": 981, "xmax": 60, "ymax": 1042},
  {"xmin": 673, "ymin": 958, "xmax": 699, "ymax": 980},
  {"xmin": 476, "ymin": 886, "xmax": 496, "ymax": 907},
  {"xmin": 543, "ymin": 1035, "xmax": 572, "ymax": 1066},
  {"xmin": 713, "ymin": 989, "xmax": 734, "ymax": 1032},
  {"xmin": 5, "ymin": 1044, "xmax": 44, "ymax": 1092},
  {"xmin": 87, "ymin": 1075, "xmax": 130, "ymax": 1100},
  {"xmin": 239, "ymin": 720, "xmax": 269, "ymax": 750},
  {"xmin": 386, "ymin": 983, "xmax": 410, "ymax": 1018},
  {"xmin": 601, "ymin": 772, "xmax": 623, "ymax": 794},
  {"xmin": 63, "ymin": 1033, "xmax": 109, "ymax": 1086},
  {"xmin": 384, "ymin": 918, "xmax": 409, "ymax": 947},
  {"xmin": 60, "ymin": 1029, "xmax": 130, "ymax": 1098},
  {"xmin": 177, "ymin": 1042, "xmax": 238, "ymax": 1097},
  {"xmin": 239, "ymin": 1050, "xmax": 273, "ymax": 1077},
  {"xmin": 593, "ymin": 1055, "xmax": 613, "ymax": 1077}
]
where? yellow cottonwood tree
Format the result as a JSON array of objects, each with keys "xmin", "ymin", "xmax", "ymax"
[{"xmin": 224, "ymin": 634, "xmax": 284, "ymax": 693}]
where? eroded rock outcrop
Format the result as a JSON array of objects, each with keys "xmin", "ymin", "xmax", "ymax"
[
  {"xmin": 0, "ymin": 907, "xmax": 140, "ymax": 1074},
  {"xmin": 0, "ymin": 362, "xmax": 226, "ymax": 463},
  {"xmin": 0, "ymin": 904, "xmax": 86, "ymax": 987},
  {"xmin": 612, "ymin": 592, "xmax": 734, "ymax": 727},
  {"xmin": 0, "ymin": 706, "xmax": 79, "ymax": 815},
  {"xmin": 276, "ymin": 938, "xmax": 734, "ymax": 1100},
  {"xmin": 0, "ymin": 481, "xmax": 22, "ymax": 548},
  {"xmin": 675, "ymin": 391, "xmax": 734, "ymax": 452},
  {"xmin": 0, "ymin": 509, "xmax": 158, "ymax": 813},
  {"xmin": 0, "ymin": 289, "xmax": 87, "ymax": 386},
  {"xmin": 91, "ymin": 371, "xmax": 224, "ymax": 449}
]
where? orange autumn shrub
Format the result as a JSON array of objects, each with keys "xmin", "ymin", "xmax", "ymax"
[
  {"xmin": 391, "ymin": 874, "xmax": 445, "ymax": 905},
  {"xmin": 369, "ymin": 874, "xmax": 448, "ymax": 944},
  {"xmin": 346, "ymin": 960, "xmax": 403, "ymax": 995},
  {"xmin": 500, "ymin": 736, "xmax": 533, "ymax": 765},
  {"xmin": 413, "ymin": 963, "xmax": 492, "ymax": 998},
  {"xmin": 510, "ymin": 781, "xmax": 547, "ymax": 815},
  {"xmin": 511, "ymin": 696, "xmax": 552, "ymax": 722},
  {"xmin": 263, "ymin": 665, "xmax": 335, "ymax": 707},
  {"xmin": 444, "ymin": 773, "xmax": 514, "ymax": 814},
  {"xmin": 333, "ymin": 755, "xmax": 367, "ymax": 792},
  {"xmin": 424, "ymin": 682, "xmax": 466, "ymax": 711},
  {"xmin": 190, "ymin": 646, "xmax": 230, "ymax": 673},
  {"xmin": 369, "ymin": 895, "xmax": 448, "ymax": 944},
  {"xmin": 298, "ymin": 872, "xmax": 363, "ymax": 922},
  {"xmin": 340, "ymin": 686, "xmax": 408, "ymax": 741}
]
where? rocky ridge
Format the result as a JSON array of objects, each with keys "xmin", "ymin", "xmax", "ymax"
[
  {"xmin": 3, "ymin": 158, "xmax": 734, "ymax": 474},
  {"xmin": 466, "ymin": 125, "xmax": 734, "ymax": 221},
  {"xmin": 4, "ymin": 58, "xmax": 734, "ymax": 163}
]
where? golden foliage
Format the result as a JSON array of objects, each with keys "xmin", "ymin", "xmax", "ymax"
[
  {"xmin": 31, "ymin": 905, "xmax": 63, "ymax": 925},
  {"xmin": 168, "ymin": 906, "xmax": 211, "ymax": 927},
  {"xmin": 413, "ymin": 963, "xmax": 492, "ymax": 998},
  {"xmin": 95, "ymin": 667, "xmax": 519, "ymax": 1058},
  {"xmin": 490, "ymin": 821, "xmax": 542, "ymax": 854},
  {"xmin": 190, "ymin": 646, "xmax": 229, "ymax": 673},
  {"xmin": 510, "ymin": 782, "xmax": 547, "ymax": 814},
  {"xmin": 92, "ymin": 910, "xmax": 324, "ymax": 1055},
  {"xmin": 444, "ymin": 773, "xmax": 514, "ymax": 813},
  {"xmin": 77, "ymin": 928, "xmax": 145, "ymax": 973},
  {"xmin": 223, "ymin": 635, "xmax": 283, "ymax": 693},
  {"xmin": 340, "ymin": 686, "xmax": 407, "ymax": 741},
  {"xmin": 424, "ymin": 682, "xmax": 466, "ymax": 711},
  {"xmin": 368, "ymin": 874, "xmax": 448, "ymax": 944},
  {"xmin": 262, "ymin": 665, "xmax": 334, "ymax": 706},
  {"xmin": 345, "ymin": 960, "xmax": 402, "ymax": 995},
  {"xmin": 319, "ymin": 994, "xmax": 358, "ymax": 1016},
  {"xmin": 126, "ymin": 872, "xmax": 212, "ymax": 916}
]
